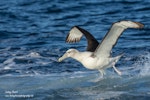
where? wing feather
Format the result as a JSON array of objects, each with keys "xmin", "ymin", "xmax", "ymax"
[
  {"xmin": 66, "ymin": 26, "xmax": 83, "ymax": 43},
  {"xmin": 66, "ymin": 26, "xmax": 99, "ymax": 52},
  {"xmin": 92, "ymin": 21, "xmax": 144, "ymax": 58}
]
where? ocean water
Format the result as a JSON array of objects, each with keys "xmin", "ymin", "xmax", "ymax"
[{"xmin": 0, "ymin": 0, "xmax": 150, "ymax": 100}]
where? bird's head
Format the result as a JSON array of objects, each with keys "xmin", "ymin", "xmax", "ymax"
[{"xmin": 58, "ymin": 49, "xmax": 78, "ymax": 62}]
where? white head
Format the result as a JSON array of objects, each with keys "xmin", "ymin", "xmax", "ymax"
[{"xmin": 58, "ymin": 49, "xmax": 78, "ymax": 62}]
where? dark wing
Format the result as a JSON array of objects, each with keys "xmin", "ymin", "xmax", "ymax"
[
  {"xmin": 66, "ymin": 26, "xmax": 99, "ymax": 52},
  {"xmin": 92, "ymin": 21, "xmax": 144, "ymax": 58}
]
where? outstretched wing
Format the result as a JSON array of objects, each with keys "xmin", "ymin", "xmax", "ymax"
[
  {"xmin": 92, "ymin": 21, "xmax": 144, "ymax": 58},
  {"xmin": 66, "ymin": 26, "xmax": 99, "ymax": 52}
]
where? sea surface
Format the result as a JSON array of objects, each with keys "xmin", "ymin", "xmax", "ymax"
[{"xmin": 0, "ymin": 0, "xmax": 150, "ymax": 100}]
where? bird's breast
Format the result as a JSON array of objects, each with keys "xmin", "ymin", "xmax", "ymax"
[
  {"xmin": 81, "ymin": 56, "xmax": 111, "ymax": 70},
  {"xmin": 81, "ymin": 56, "xmax": 98, "ymax": 69}
]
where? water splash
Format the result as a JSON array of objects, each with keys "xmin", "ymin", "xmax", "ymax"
[{"xmin": 138, "ymin": 53, "xmax": 150, "ymax": 76}]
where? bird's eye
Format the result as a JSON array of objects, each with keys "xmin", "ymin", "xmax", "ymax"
[{"xmin": 68, "ymin": 51, "xmax": 71, "ymax": 53}]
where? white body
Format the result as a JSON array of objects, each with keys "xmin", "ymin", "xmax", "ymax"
[
  {"xmin": 58, "ymin": 49, "xmax": 122, "ymax": 76},
  {"xmin": 77, "ymin": 52, "xmax": 109, "ymax": 70}
]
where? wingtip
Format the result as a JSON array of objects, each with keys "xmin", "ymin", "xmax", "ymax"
[
  {"xmin": 65, "ymin": 26, "xmax": 83, "ymax": 43},
  {"xmin": 117, "ymin": 20, "xmax": 144, "ymax": 29},
  {"xmin": 134, "ymin": 22, "xmax": 144, "ymax": 28},
  {"xmin": 66, "ymin": 37, "xmax": 80, "ymax": 43}
]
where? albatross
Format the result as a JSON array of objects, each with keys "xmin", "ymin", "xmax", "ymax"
[{"xmin": 58, "ymin": 21, "xmax": 144, "ymax": 77}]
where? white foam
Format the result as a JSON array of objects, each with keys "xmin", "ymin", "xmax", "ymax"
[
  {"xmin": 123, "ymin": 52, "xmax": 150, "ymax": 77},
  {"xmin": 3, "ymin": 66, "xmax": 11, "ymax": 70},
  {"xmin": 26, "ymin": 52, "xmax": 41, "ymax": 58},
  {"xmin": 3, "ymin": 58, "xmax": 16, "ymax": 70},
  {"xmin": 139, "ymin": 53, "xmax": 150, "ymax": 76},
  {"xmin": 3, "ymin": 58, "xmax": 15, "ymax": 65},
  {"xmin": 1, "ymin": 52, "xmax": 43, "ymax": 72}
]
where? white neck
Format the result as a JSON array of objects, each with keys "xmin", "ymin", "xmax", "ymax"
[{"xmin": 71, "ymin": 51, "xmax": 83, "ymax": 62}]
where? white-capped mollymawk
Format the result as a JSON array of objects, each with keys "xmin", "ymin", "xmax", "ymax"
[{"xmin": 58, "ymin": 21, "xmax": 144, "ymax": 77}]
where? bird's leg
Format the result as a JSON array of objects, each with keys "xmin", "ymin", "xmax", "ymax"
[
  {"xmin": 113, "ymin": 66, "xmax": 122, "ymax": 75},
  {"xmin": 99, "ymin": 69, "xmax": 106, "ymax": 78}
]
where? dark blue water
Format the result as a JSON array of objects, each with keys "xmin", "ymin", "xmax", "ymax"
[{"xmin": 0, "ymin": 0, "xmax": 150, "ymax": 100}]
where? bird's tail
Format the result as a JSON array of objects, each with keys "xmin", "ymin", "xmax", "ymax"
[{"xmin": 114, "ymin": 53, "xmax": 124, "ymax": 63}]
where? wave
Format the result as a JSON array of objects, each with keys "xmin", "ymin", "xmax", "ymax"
[
  {"xmin": 1, "ymin": 52, "xmax": 149, "ymax": 100},
  {"xmin": 127, "ymin": 52, "xmax": 150, "ymax": 77},
  {"xmin": 0, "ymin": 51, "xmax": 150, "ymax": 77},
  {"xmin": 0, "ymin": 51, "xmax": 53, "ymax": 75}
]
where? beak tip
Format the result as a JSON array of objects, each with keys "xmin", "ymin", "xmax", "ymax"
[
  {"xmin": 58, "ymin": 54, "xmax": 67, "ymax": 62},
  {"xmin": 58, "ymin": 58, "xmax": 62, "ymax": 62}
]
